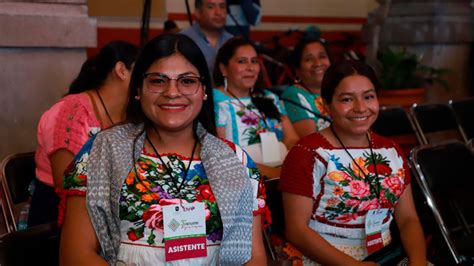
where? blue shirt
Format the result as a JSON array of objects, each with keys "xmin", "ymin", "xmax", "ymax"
[{"xmin": 181, "ymin": 23, "xmax": 233, "ymax": 80}]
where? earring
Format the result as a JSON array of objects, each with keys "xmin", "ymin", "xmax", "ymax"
[
  {"xmin": 223, "ymin": 77, "xmax": 228, "ymax": 92},
  {"xmin": 134, "ymin": 95, "xmax": 140, "ymax": 100},
  {"xmin": 250, "ymin": 87, "xmax": 254, "ymax": 93},
  {"xmin": 294, "ymin": 77, "xmax": 301, "ymax": 84},
  {"xmin": 203, "ymin": 93, "xmax": 208, "ymax": 100}
]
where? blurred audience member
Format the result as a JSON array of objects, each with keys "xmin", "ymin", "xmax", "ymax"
[
  {"xmin": 163, "ymin": 19, "xmax": 180, "ymax": 34},
  {"xmin": 280, "ymin": 61, "xmax": 426, "ymax": 264},
  {"xmin": 213, "ymin": 37, "xmax": 299, "ymax": 179},
  {"xmin": 281, "ymin": 38, "xmax": 331, "ymax": 138},
  {"xmin": 28, "ymin": 41, "xmax": 138, "ymax": 227},
  {"xmin": 181, "ymin": 0, "xmax": 233, "ymax": 82}
]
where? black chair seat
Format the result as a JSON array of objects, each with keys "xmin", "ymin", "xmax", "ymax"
[{"xmin": 0, "ymin": 222, "xmax": 60, "ymax": 266}]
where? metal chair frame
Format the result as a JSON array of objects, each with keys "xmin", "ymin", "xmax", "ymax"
[
  {"xmin": 0, "ymin": 152, "xmax": 36, "ymax": 233},
  {"xmin": 449, "ymin": 98, "xmax": 474, "ymax": 141},
  {"xmin": 410, "ymin": 141, "xmax": 474, "ymax": 264},
  {"xmin": 410, "ymin": 103, "xmax": 469, "ymax": 145}
]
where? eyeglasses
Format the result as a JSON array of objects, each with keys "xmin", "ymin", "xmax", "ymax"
[{"xmin": 143, "ymin": 73, "xmax": 203, "ymax": 95}]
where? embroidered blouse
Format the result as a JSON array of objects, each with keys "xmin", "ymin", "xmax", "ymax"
[
  {"xmin": 62, "ymin": 137, "xmax": 269, "ymax": 265},
  {"xmin": 213, "ymin": 89, "xmax": 286, "ymax": 147},
  {"xmin": 279, "ymin": 132, "xmax": 410, "ymax": 260},
  {"xmin": 280, "ymin": 84, "xmax": 330, "ymax": 131}
]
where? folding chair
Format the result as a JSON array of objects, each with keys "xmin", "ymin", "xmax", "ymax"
[
  {"xmin": 0, "ymin": 152, "xmax": 36, "ymax": 233},
  {"xmin": 410, "ymin": 103, "xmax": 468, "ymax": 144},
  {"xmin": 449, "ymin": 98, "xmax": 474, "ymax": 140},
  {"xmin": 371, "ymin": 105, "xmax": 421, "ymax": 156},
  {"xmin": 410, "ymin": 141, "xmax": 474, "ymax": 264},
  {"xmin": 0, "ymin": 222, "xmax": 60, "ymax": 266}
]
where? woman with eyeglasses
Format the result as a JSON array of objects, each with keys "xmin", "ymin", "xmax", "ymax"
[
  {"xmin": 213, "ymin": 36, "xmax": 299, "ymax": 179},
  {"xmin": 280, "ymin": 61, "xmax": 426, "ymax": 265},
  {"xmin": 59, "ymin": 34, "xmax": 267, "ymax": 265},
  {"xmin": 281, "ymin": 37, "xmax": 332, "ymax": 138},
  {"xmin": 29, "ymin": 41, "xmax": 138, "ymax": 227}
]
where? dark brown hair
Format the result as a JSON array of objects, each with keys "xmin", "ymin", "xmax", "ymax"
[{"xmin": 321, "ymin": 60, "xmax": 381, "ymax": 104}]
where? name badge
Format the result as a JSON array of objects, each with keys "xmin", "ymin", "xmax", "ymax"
[
  {"xmin": 260, "ymin": 131, "xmax": 281, "ymax": 165},
  {"xmin": 365, "ymin": 208, "xmax": 389, "ymax": 254},
  {"xmin": 163, "ymin": 202, "xmax": 207, "ymax": 262}
]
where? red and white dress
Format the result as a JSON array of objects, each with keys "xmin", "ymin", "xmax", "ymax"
[{"xmin": 280, "ymin": 132, "xmax": 410, "ymax": 263}]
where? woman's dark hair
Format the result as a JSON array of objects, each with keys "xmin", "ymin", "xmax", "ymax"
[
  {"xmin": 68, "ymin": 41, "xmax": 138, "ymax": 94},
  {"xmin": 290, "ymin": 37, "xmax": 330, "ymax": 70},
  {"xmin": 213, "ymin": 36, "xmax": 281, "ymax": 121},
  {"xmin": 127, "ymin": 34, "xmax": 216, "ymax": 135},
  {"xmin": 321, "ymin": 60, "xmax": 382, "ymax": 104}
]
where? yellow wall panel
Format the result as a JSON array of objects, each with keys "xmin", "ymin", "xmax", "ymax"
[{"xmin": 88, "ymin": 0, "xmax": 166, "ymax": 18}]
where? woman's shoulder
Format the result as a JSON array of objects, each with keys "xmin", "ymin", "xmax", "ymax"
[
  {"xmin": 59, "ymin": 92, "xmax": 93, "ymax": 110},
  {"xmin": 294, "ymin": 132, "xmax": 333, "ymax": 151},
  {"xmin": 94, "ymin": 123, "xmax": 145, "ymax": 143},
  {"xmin": 212, "ymin": 88, "xmax": 230, "ymax": 102},
  {"xmin": 40, "ymin": 93, "xmax": 90, "ymax": 119},
  {"xmin": 280, "ymin": 84, "xmax": 305, "ymax": 97},
  {"xmin": 370, "ymin": 131, "xmax": 399, "ymax": 149},
  {"xmin": 261, "ymin": 88, "xmax": 281, "ymax": 99}
]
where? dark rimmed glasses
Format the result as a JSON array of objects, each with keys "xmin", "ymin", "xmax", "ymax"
[{"xmin": 143, "ymin": 73, "xmax": 203, "ymax": 95}]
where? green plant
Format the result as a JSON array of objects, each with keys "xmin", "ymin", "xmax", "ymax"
[{"xmin": 376, "ymin": 48, "xmax": 450, "ymax": 90}]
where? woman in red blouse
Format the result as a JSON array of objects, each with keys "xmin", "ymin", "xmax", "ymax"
[{"xmin": 280, "ymin": 61, "xmax": 426, "ymax": 265}]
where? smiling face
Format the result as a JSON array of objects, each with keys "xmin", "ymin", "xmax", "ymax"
[
  {"xmin": 219, "ymin": 44, "xmax": 260, "ymax": 94},
  {"xmin": 296, "ymin": 42, "xmax": 330, "ymax": 90},
  {"xmin": 327, "ymin": 75, "xmax": 379, "ymax": 139},
  {"xmin": 139, "ymin": 53, "xmax": 205, "ymax": 133},
  {"xmin": 196, "ymin": 0, "xmax": 227, "ymax": 31}
]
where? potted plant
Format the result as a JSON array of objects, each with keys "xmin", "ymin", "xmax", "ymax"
[{"xmin": 375, "ymin": 47, "xmax": 450, "ymax": 108}]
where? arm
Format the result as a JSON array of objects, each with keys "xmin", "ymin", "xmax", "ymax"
[
  {"xmin": 281, "ymin": 116, "xmax": 299, "ymax": 149},
  {"xmin": 244, "ymin": 215, "xmax": 267, "ymax": 265},
  {"xmin": 216, "ymin": 126, "xmax": 226, "ymax": 139},
  {"xmin": 283, "ymin": 192, "xmax": 378, "ymax": 265},
  {"xmin": 394, "ymin": 185, "xmax": 426, "ymax": 265},
  {"xmin": 50, "ymin": 149, "xmax": 74, "ymax": 188},
  {"xmin": 60, "ymin": 196, "xmax": 107, "ymax": 265},
  {"xmin": 292, "ymin": 119, "xmax": 318, "ymax": 138},
  {"xmin": 255, "ymin": 164, "xmax": 280, "ymax": 179}
]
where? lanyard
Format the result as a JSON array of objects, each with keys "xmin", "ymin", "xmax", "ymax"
[
  {"xmin": 145, "ymin": 132, "xmax": 198, "ymax": 199},
  {"xmin": 95, "ymin": 89, "xmax": 115, "ymax": 126},
  {"xmin": 298, "ymin": 81, "xmax": 319, "ymax": 96},
  {"xmin": 226, "ymin": 90, "xmax": 271, "ymax": 129},
  {"xmin": 330, "ymin": 126, "xmax": 381, "ymax": 199}
]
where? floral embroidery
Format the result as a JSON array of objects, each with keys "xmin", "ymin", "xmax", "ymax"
[
  {"xmin": 119, "ymin": 153, "xmax": 265, "ymax": 246},
  {"xmin": 315, "ymin": 95, "xmax": 328, "ymax": 117},
  {"xmin": 61, "ymin": 137, "xmax": 267, "ymax": 248},
  {"xmin": 324, "ymin": 151, "xmax": 405, "ymax": 221},
  {"xmin": 235, "ymin": 104, "xmax": 268, "ymax": 145}
]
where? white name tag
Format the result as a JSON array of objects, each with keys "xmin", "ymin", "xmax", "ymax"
[
  {"xmin": 260, "ymin": 131, "xmax": 280, "ymax": 165},
  {"xmin": 365, "ymin": 208, "xmax": 389, "ymax": 253},
  {"xmin": 163, "ymin": 202, "xmax": 207, "ymax": 261}
]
